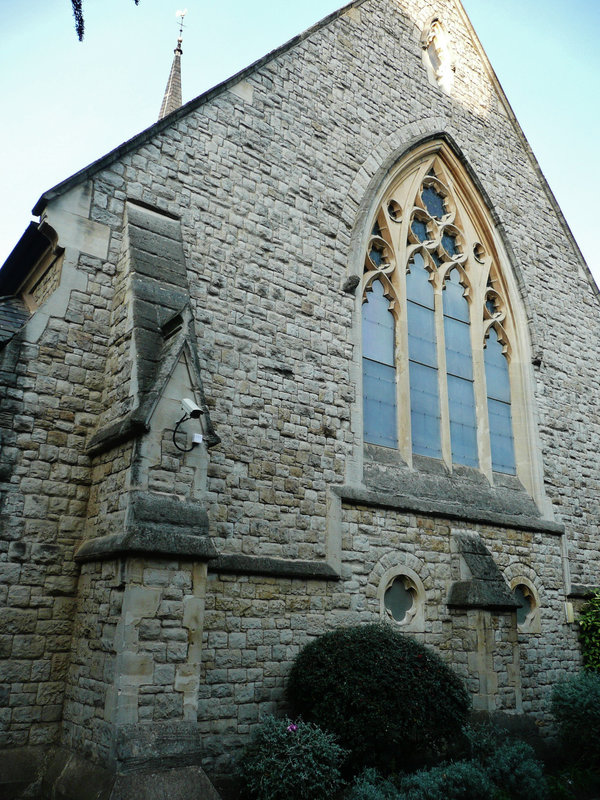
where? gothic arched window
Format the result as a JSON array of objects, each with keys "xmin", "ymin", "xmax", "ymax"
[{"xmin": 361, "ymin": 142, "xmax": 531, "ymax": 485}]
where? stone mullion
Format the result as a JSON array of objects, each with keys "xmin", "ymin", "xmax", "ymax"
[
  {"xmin": 470, "ymin": 268, "xmax": 493, "ymax": 480},
  {"xmin": 393, "ymin": 171, "xmax": 423, "ymax": 467}
]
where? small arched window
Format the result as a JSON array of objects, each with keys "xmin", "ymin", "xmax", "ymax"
[{"xmin": 361, "ymin": 141, "xmax": 532, "ymax": 488}]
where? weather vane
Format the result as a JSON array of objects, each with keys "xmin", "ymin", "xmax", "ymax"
[{"xmin": 176, "ymin": 8, "xmax": 188, "ymax": 39}]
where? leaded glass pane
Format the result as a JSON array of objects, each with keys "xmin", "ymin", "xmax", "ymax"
[
  {"xmin": 363, "ymin": 359, "xmax": 397, "ymax": 448},
  {"xmin": 442, "ymin": 231, "xmax": 458, "ymax": 256},
  {"xmin": 447, "ymin": 374, "xmax": 478, "ymax": 467},
  {"xmin": 369, "ymin": 241, "xmax": 385, "ymax": 267},
  {"xmin": 485, "ymin": 328, "xmax": 510, "ymax": 402},
  {"xmin": 488, "ymin": 399, "xmax": 515, "ymax": 474},
  {"xmin": 384, "ymin": 578, "xmax": 414, "ymax": 622},
  {"xmin": 485, "ymin": 327, "xmax": 515, "ymax": 473},
  {"xmin": 410, "ymin": 361, "xmax": 441, "ymax": 458},
  {"xmin": 408, "ymin": 302, "xmax": 437, "ymax": 368},
  {"xmin": 362, "ymin": 281, "xmax": 395, "ymax": 365},
  {"xmin": 444, "ymin": 317, "xmax": 472, "ymax": 379},
  {"xmin": 513, "ymin": 585, "xmax": 532, "ymax": 626},
  {"xmin": 411, "ymin": 218, "xmax": 429, "ymax": 243},
  {"xmin": 443, "ymin": 270, "xmax": 469, "ymax": 322},
  {"xmin": 406, "ymin": 253, "xmax": 434, "ymax": 309},
  {"xmin": 421, "ymin": 185, "xmax": 445, "ymax": 218}
]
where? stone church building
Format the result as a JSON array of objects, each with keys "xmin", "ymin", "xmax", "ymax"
[{"xmin": 1, "ymin": 0, "xmax": 598, "ymax": 796}]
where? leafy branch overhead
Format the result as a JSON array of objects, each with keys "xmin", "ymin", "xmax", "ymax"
[{"xmin": 70, "ymin": 0, "xmax": 139, "ymax": 41}]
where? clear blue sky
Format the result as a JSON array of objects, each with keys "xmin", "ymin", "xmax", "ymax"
[{"xmin": 1, "ymin": 0, "xmax": 598, "ymax": 280}]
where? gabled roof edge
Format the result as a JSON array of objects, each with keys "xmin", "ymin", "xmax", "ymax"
[
  {"xmin": 452, "ymin": 0, "xmax": 600, "ymax": 303},
  {"xmin": 32, "ymin": 0, "xmax": 366, "ymax": 217}
]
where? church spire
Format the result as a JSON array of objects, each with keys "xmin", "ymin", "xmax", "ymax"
[{"xmin": 158, "ymin": 10, "xmax": 186, "ymax": 120}]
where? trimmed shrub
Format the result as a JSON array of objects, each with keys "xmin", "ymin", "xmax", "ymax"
[
  {"xmin": 551, "ymin": 672, "xmax": 600, "ymax": 767},
  {"xmin": 464, "ymin": 724, "xmax": 548, "ymax": 800},
  {"xmin": 398, "ymin": 760, "xmax": 494, "ymax": 800},
  {"xmin": 578, "ymin": 590, "xmax": 600, "ymax": 672},
  {"xmin": 485, "ymin": 739, "xmax": 547, "ymax": 800},
  {"xmin": 287, "ymin": 624, "xmax": 470, "ymax": 773},
  {"xmin": 348, "ymin": 768, "xmax": 401, "ymax": 800},
  {"xmin": 237, "ymin": 715, "xmax": 346, "ymax": 800}
]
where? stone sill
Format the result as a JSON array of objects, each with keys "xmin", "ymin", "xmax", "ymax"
[
  {"xmin": 334, "ymin": 485, "xmax": 564, "ymax": 535},
  {"xmin": 209, "ymin": 554, "xmax": 340, "ymax": 581}
]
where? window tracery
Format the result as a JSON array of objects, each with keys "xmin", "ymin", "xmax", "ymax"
[{"xmin": 361, "ymin": 143, "xmax": 524, "ymax": 482}]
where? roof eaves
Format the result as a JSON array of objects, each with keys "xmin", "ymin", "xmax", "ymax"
[
  {"xmin": 0, "ymin": 222, "xmax": 52, "ymax": 295},
  {"xmin": 32, "ymin": 0, "xmax": 366, "ymax": 217}
]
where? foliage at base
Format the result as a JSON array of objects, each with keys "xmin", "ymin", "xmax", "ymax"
[
  {"xmin": 464, "ymin": 724, "xmax": 548, "ymax": 800},
  {"xmin": 238, "ymin": 715, "xmax": 346, "ymax": 800},
  {"xmin": 551, "ymin": 672, "xmax": 600, "ymax": 767},
  {"xmin": 347, "ymin": 768, "xmax": 401, "ymax": 800},
  {"xmin": 578, "ymin": 590, "xmax": 600, "ymax": 672},
  {"xmin": 399, "ymin": 760, "xmax": 494, "ymax": 800},
  {"xmin": 287, "ymin": 624, "xmax": 470, "ymax": 774}
]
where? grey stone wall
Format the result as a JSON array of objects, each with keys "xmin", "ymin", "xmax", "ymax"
[{"xmin": 0, "ymin": 0, "xmax": 598, "ymax": 790}]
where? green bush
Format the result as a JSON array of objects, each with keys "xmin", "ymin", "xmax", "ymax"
[
  {"xmin": 348, "ymin": 768, "xmax": 401, "ymax": 800},
  {"xmin": 547, "ymin": 766, "xmax": 600, "ymax": 800},
  {"xmin": 398, "ymin": 760, "xmax": 494, "ymax": 800},
  {"xmin": 485, "ymin": 739, "xmax": 547, "ymax": 800},
  {"xmin": 464, "ymin": 724, "xmax": 548, "ymax": 800},
  {"xmin": 578, "ymin": 590, "xmax": 600, "ymax": 672},
  {"xmin": 286, "ymin": 624, "xmax": 470, "ymax": 774},
  {"xmin": 237, "ymin": 715, "xmax": 346, "ymax": 800},
  {"xmin": 551, "ymin": 672, "xmax": 600, "ymax": 767}
]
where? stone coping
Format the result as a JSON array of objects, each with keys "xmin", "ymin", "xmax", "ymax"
[
  {"xmin": 333, "ymin": 485, "xmax": 564, "ymax": 535},
  {"xmin": 75, "ymin": 530, "xmax": 218, "ymax": 562},
  {"xmin": 208, "ymin": 554, "xmax": 340, "ymax": 580},
  {"xmin": 568, "ymin": 584, "xmax": 600, "ymax": 599}
]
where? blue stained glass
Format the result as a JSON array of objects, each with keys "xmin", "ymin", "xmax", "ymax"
[
  {"xmin": 443, "ymin": 268, "xmax": 477, "ymax": 466},
  {"xmin": 411, "ymin": 218, "xmax": 429, "ymax": 242},
  {"xmin": 362, "ymin": 280, "xmax": 397, "ymax": 448},
  {"xmin": 410, "ymin": 361, "xmax": 441, "ymax": 458},
  {"xmin": 406, "ymin": 253, "xmax": 434, "ymax": 309},
  {"xmin": 443, "ymin": 271, "xmax": 469, "ymax": 322},
  {"xmin": 514, "ymin": 585, "xmax": 532, "ymax": 625},
  {"xmin": 486, "ymin": 297, "xmax": 496, "ymax": 316},
  {"xmin": 488, "ymin": 399, "xmax": 516, "ymax": 474},
  {"xmin": 372, "ymin": 221, "xmax": 382, "ymax": 237},
  {"xmin": 484, "ymin": 328, "xmax": 510, "ymax": 402},
  {"xmin": 444, "ymin": 317, "xmax": 472, "ymax": 379},
  {"xmin": 384, "ymin": 579, "xmax": 414, "ymax": 622},
  {"xmin": 362, "ymin": 282, "xmax": 395, "ymax": 365},
  {"xmin": 448, "ymin": 374, "xmax": 478, "ymax": 467},
  {"xmin": 369, "ymin": 241, "xmax": 384, "ymax": 267},
  {"xmin": 485, "ymin": 327, "xmax": 515, "ymax": 473},
  {"xmin": 422, "ymin": 185, "xmax": 446, "ymax": 218},
  {"xmin": 408, "ymin": 303, "xmax": 437, "ymax": 368},
  {"xmin": 442, "ymin": 231, "xmax": 458, "ymax": 256},
  {"xmin": 363, "ymin": 359, "xmax": 397, "ymax": 448}
]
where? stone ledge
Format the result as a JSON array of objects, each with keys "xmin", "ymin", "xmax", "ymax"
[
  {"xmin": 334, "ymin": 485, "xmax": 564, "ymax": 535},
  {"xmin": 0, "ymin": 744, "xmax": 48, "ymax": 799},
  {"xmin": 447, "ymin": 580, "xmax": 519, "ymax": 611},
  {"xmin": 131, "ymin": 491, "xmax": 208, "ymax": 534},
  {"xmin": 75, "ymin": 530, "xmax": 218, "ymax": 562},
  {"xmin": 209, "ymin": 554, "xmax": 340, "ymax": 580},
  {"xmin": 41, "ymin": 745, "xmax": 222, "ymax": 800},
  {"xmin": 568, "ymin": 584, "xmax": 600, "ymax": 599},
  {"xmin": 86, "ymin": 410, "xmax": 149, "ymax": 457}
]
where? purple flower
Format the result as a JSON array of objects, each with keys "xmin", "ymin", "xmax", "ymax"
[{"xmin": 286, "ymin": 723, "xmax": 298, "ymax": 732}]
